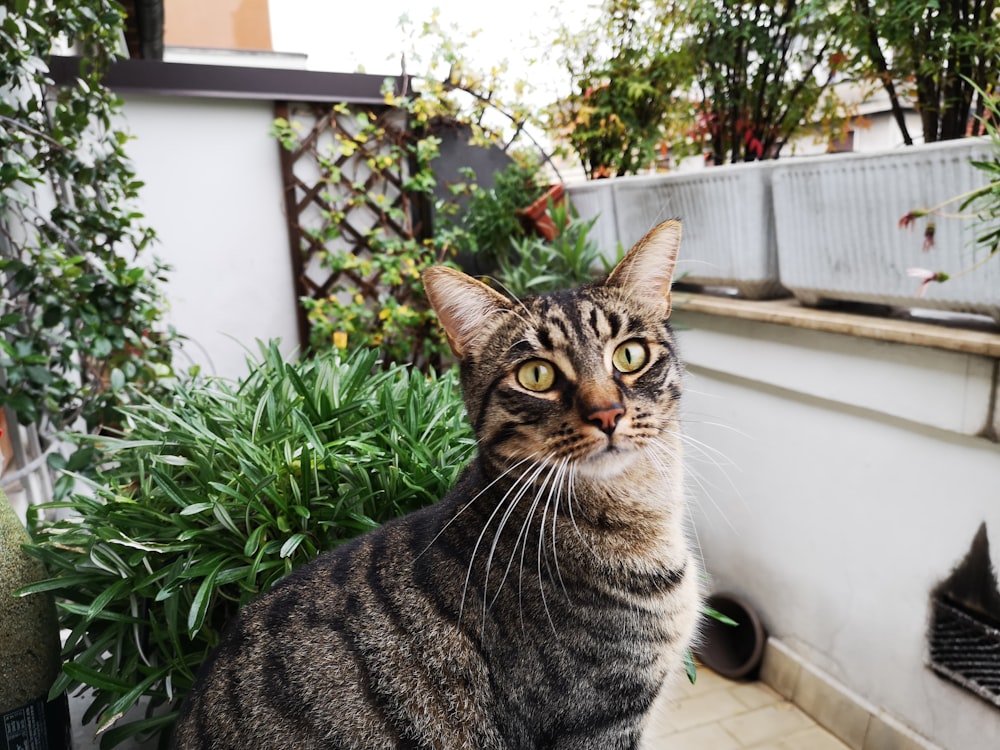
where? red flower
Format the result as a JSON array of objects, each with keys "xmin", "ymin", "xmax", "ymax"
[
  {"xmin": 922, "ymin": 222, "xmax": 936, "ymax": 252},
  {"xmin": 898, "ymin": 209, "xmax": 928, "ymax": 230}
]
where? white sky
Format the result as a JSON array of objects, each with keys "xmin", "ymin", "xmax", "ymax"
[{"xmin": 268, "ymin": 1, "xmax": 592, "ymax": 105}]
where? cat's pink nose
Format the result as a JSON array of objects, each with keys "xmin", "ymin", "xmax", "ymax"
[{"xmin": 587, "ymin": 404, "xmax": 625, "ymax": 434}]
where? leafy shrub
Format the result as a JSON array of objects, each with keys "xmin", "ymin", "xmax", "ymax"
[
  {"xmin": 272, "ymin": 101, "xmax": 552, "ymax": 372},
  {"xmin": 0, "ymin": 0, "xmax": 177, "ymax": 439},
  {"xmin": 457, "ymin": 160, "xmax": 547, "ymax": 263},
  {"xmin": 495, "ymin": 199, "xmax": 608, "ymax": 298},
  {"xmin": 21, "ymin": 343, "xmax": 474, "ymax": 748},
  {"xmin": 272, "ymin": 99, "xmax": 456, "ymax": 371}
]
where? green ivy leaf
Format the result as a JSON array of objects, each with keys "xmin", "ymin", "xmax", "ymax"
[{"xmin": 109, "ymin": 367, "xmax": 125, "ymax": 392}]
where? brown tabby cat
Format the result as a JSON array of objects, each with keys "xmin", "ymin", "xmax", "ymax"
[{"xmin": 173, "ymin": 220, "xmax": 700, "ymax": 750}]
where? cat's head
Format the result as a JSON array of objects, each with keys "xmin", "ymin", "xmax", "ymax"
[{"xmin": 423, "ymin": 220, "xmax": 682, "ymax": 481}]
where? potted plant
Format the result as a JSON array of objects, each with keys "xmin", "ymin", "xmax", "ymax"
[
  {"xmin": 19, "ymin": 344, "xmax": 475, "ymax": 748},
  {"xmin": 606, "ymin": 162, "xmax": 786, "ymax": 299},
  {"xmin": 517, "ymin": 183, "xmax": 565, "ymax": 241},
  {"xmin": 771, "ymin": 136, "xmax": 1000, "ymax": 322},
  {"xmin": 564, "ymin": 180, "xmax": 620, "ymax": 260}
]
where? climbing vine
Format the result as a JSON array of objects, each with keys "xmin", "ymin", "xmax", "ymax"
[{"xmin": 0, "ymin": 0, "xmax": 176, "ymax": 479}]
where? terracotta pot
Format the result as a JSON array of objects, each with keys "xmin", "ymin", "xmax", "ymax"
[{"xmin": 518, "ymin": 183, "xmax": 565, "ymax": 241}]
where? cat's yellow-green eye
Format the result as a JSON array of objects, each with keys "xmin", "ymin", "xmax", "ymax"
[
  {"xmin": 612, "ymin": 340, "xmax": 648, "ymax": 373},
  {"xmin": 517, "ymin": 359, "xmax": 556, "ymax": 392}
]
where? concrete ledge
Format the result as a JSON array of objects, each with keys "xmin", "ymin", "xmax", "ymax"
[
  {"xmin": 674, "ymin": 293, "xmax": 1000, "ymax": 359},
  {"xmin": 675, "ymin": 306, "xmax": 1000, "ymax": 440},
  {"xmin": 760, "ymin": 638, "xmax": 941, "ymax": 750}
]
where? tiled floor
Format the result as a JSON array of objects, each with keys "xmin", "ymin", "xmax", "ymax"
[{"xmin": 644, "ymin": 667, "xmax": 851, "ymax": 750}]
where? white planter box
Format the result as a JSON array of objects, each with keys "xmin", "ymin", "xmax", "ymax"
[
  {"xmin": 565, "ymin": 181, "xmax": 620, "ymax": 261},
  {"xmin": 772, "ymin": 137, "xmax": 1000, "ymax": 322},
  {"xmin": 608, "ymin": 162, "xmax": 786, "ymax": 299}
]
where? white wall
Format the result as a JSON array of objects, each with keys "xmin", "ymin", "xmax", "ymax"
[
  {"xmin": 676, "ymin": 309, "xmax": 1000, "ymax": 750},
  {"xmin": 120, "ymin": 94, "xmax": 300, "ymax": 381}
]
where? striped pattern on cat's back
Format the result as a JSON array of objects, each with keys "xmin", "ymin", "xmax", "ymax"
[{"xmin": 172, "ymin": 220, "xmax": 702, "ymax": 750}]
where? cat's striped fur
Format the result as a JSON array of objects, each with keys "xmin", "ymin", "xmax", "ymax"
[{"xmin": 173, "ymin": 220, "xmax": 701, "ymax": 749}]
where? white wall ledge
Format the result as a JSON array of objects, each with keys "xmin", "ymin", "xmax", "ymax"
[
  {"xmin": 675, "ymin": 293, "xmax": 1000, "ymax": 359},
  {"xmin": 676, "ymin": 293, "xmax": 1000, "ymax": 750},
  {"xmin": 674, "ymin": 295, "xmax": 1000, "ymax": 441}
]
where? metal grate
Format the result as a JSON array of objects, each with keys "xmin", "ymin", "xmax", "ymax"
[{"xmin": 929, "ymin": 597, "xmax": 1000, "ymax": 707}]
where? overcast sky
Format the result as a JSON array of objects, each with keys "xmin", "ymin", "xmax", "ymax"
[{"xmin": 268, "ymin": 0, "xmax": 589, "ymax": 104}]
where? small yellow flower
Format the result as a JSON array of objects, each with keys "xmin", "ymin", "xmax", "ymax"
[
  {"xmin": 354, "ymin": 294, "xmax": 364, "ymax": 305},
  {"xmin": 333, "ymin": 331, "xmax": 348, "ymax": 349},
  {"xmin": 379, "ymin": 308, "xmax": 392, "ymax": 321}
]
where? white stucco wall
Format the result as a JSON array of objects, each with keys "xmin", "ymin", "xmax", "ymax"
[
  {"xmin": 676, "ymin": 308, "xmax": 1000, "ymax": 750},
  {"xmin": 120, "ymin": 94, "xmax": 300, "ymax": 381}
]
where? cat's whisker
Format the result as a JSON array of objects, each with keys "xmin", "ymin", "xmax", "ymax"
[
  {"xmin": 506, "ymin": 458, "xmax": 556, "ymax": 600},
  {"xmin": 676, "ymin": 421, "xmax": 748, "ymax": 507},
  {"xmin": 481, "ymin": 275, "xmax": 535, "ymax": 322},
  {"xmin": 460, "ymin": 455, "xmax": 545, "ymax": 625},
  {"xmin": 679, "ymin": 410, "xmax": 750, "ymax": 439},
  {"xmin": 511, "ymin": 458, "xmax": 563, "ymax": 635},
  {"xmin": 562, "ymin": 464, "xmax": 600, "ymax": 563},
  {"xmin": 676, "ymin": 424, "xmax": 741, "ymax": 467},
  {"xmin": 535, "ymin": 456, "xmax": 571, "ymax": 637},
  {"xmin": 479, "ymin": 455, "xmax": 551, "ymax": 624},
  {"xmin": 672, "ymin": 434, "xmax": 742, "ymax": 532},
  {"xmin": 546, "ymin": 458, "xmax": 573, "ymax": 602},
  {"xmin": 647, "ymin": 448, "xmax": 713, "ymax": 587},
  {"xmin": 418, "ymin": 455, "xmax": 534, "ymax": 563}
]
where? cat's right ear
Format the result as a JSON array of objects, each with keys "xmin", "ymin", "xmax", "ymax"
[
  {"xmin": 605, "ymin": 219, "xmax": 681, "ymax": 316},
  {"xmin": 423, "ymin": 266, "xmax": 514, "ymax": 359}
]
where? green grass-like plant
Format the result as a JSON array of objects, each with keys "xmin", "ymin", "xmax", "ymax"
[
  {"xmin": 20, "ymin": 343, "xmax": 474, "ymax": 748},
  {"xmin": 495, "ymin": 199, "xmax": 608, "ymax": 298}
]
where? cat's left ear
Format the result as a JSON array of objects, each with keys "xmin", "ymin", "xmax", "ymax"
[
  {"xmin": 604, "ymin": 220, "xmax": 681, "ymax": 316},
  {"xmin": 423, "ymin": 266, "xmax": 514, "ymax": 359}
]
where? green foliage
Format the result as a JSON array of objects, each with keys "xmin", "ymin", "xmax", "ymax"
[
  {"xmin": 0, "ymin": 0, "xmax": 177, "ymax": 437},
  {"xmin": 20, "ymin": 343, "xmax": 475, "ymax": 748},
  {"xmin": 272, "ymin": 98, "xmax": 455, "ymax": 372},
  {"xmin": 846, "ymin": 0, "xmax": 1000, "ymax": 144},
  {"xmin": 549, "ymin": 0, "xmax": 849, "ymax": 173},
  {"xmin": 455, "ymin": 160, "xmax": 547, "ymax": 262},
  {"xmin": 274, "ymin": 92, "xmax": 558, "ymax": 371},
  {"xmin": 902, "ymin": 86, "xmax": 1000, "ymax": 287},
  {"xmin": 683, "ymin": 0, "xmax": 848, "ymax": 164},
  {"xmin": 495, "ymin": 200, "xmax": 606, "ymax": 297},
  {"xmin": 549, "ymin": 0, "xmax": 690, "ymax": 177},
  {"xmin": 399, "ymin": 10, "xmax": 553, "ymax": 162}
]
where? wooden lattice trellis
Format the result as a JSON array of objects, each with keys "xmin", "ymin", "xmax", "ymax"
[{"xmin": 274, "ymin": 101, "xmax": 432, "ymax": 351}]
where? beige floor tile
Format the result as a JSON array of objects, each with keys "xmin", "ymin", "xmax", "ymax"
[
  {"xmin": 646, "ymin": 722, "xmax": 743, "ymax": 750},
  {"xmin": 654, "ymin": 667, "xmax": 866, "ymax": 750},
  {"xmin": 720, "ymin": 703, "xmax": 816, "ymax": 747},
  {"xmin": 686, "ymin": 666, "xmax": 737, "ymax": 696},
  {"xmin": 747, "ymin": 726, "xmax": 853, "ymax": 750},
  {"xmin": 729, "ymin": 681, "xmax": 784, "ymax": 711},
  {"xmin": 667, "ymin": 690, "xmax": 751, "ymax": 732}
]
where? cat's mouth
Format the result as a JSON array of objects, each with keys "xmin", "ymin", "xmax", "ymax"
[{"xmin": 574, "ymin": 437, "xmax": 640, "ymax": 479}]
